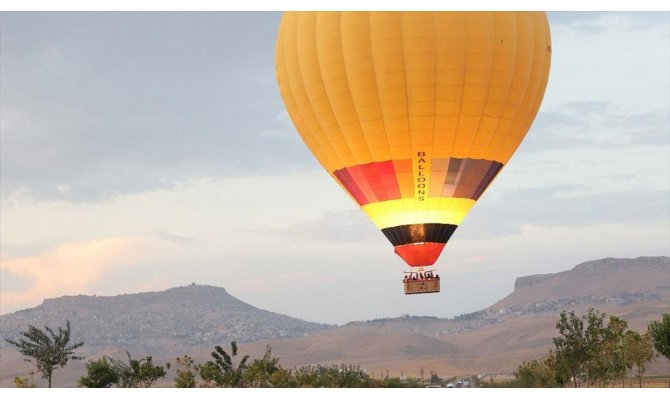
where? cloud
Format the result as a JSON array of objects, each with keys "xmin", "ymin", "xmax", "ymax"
[
  {"xmin": 268, "ymin": 210, "xmax": 380, "ymax": 244},
  {"xmin": 0, "ymin": 12, "xmax": 316, "ymax": 203},
  {"xmin": 0, "ymin": 267, "xmax": 37, "ymax": 293},
  {"xmin": 548, "ymin": 12, "xmax": 669, "ymax": 33},
  {"xmin": 155, "ymin": 231, "xmax": 200, "ymax": 245},
  {"xmin": 527, "ymin": 102, "xmax": 669, "ymax": 152},
  {"xmin": 0, "ymin": 237, "xmax": 152, "ymax": 314},
  {"xmin": 456, "ymin": 187, "xmax": 670, "ymax": 240}
]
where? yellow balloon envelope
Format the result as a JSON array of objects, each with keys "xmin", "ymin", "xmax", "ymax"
[{"xmin": 275, "ymin": 11, "xmax": 551, "ymax": 267}]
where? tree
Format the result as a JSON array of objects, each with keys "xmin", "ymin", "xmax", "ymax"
[
  {"xmin": 374, "ymin": 376, "xmax": 422, "ymax": 388},
  {"xmin": 116, "ymin": 353, "xmax": 170, "ymax": 388},
  {"xmin": 242, "ymin": 345, "xmax": 282, "ymax": 387},
  {"xmin": 5, "ymin": 320, "xmax": 83, "ymax": 387},
  {"xmin": 78, "ymin": 356, "xmax": 119, "ymax": 388},
  {"xmin": 545, "ymin": 349, "xmax": 571, "ymax": 387},
  {"xmin": 582, "ymin": 308, "xmax": 613, "ymax": 386},
  {"xmin": 268, "ymin": 367, "xmax": 296, "ymax": 388},
  {"xmin": 14, "ymin": 372, "xmax": 38, "ymax": 388},
  {"xmin": 592, "ymin": 315, "xmax": 628, "ymax": 387},
  {"xmin": 293, "ymin": 365, "xmax": 320, "ymax": 388},
  {"xmin": 647, "ymin": 314, "xmax": 670, "ymax": 387},
  {"xmin": 200, "ymin": 341, "xmax": 250, "ymax": 387},
  {"xmin": 623, "ymin": 330, "xmax": 654, "ymax": 387},
  {"xmin": 174, "ymin": 355, "xmax": 197, "ymax": 388},
  {"xmin": 514, "ymin": 356, "xmax": 560, "ymax": 387},
  {"xmin": 324, "ymin": 364, "xmax": 373, "ymax": 388},
  {"xmin": 197, "ymin": 362, "xmax": 221, "ymax": 387},
  {"xmin": 291, "ymin": 364, "xmax": 372, "ymax": 388},
  {"xmin": 78, "ymin": 352, "xmax": 169, "ymax": 388},
  {"xmin": 552, "ymin": 309, "xmax": 630, "ymax": 387},
  {"xmin": 553, "ymin": 310, "xmax": 588, "ymax": 387}
]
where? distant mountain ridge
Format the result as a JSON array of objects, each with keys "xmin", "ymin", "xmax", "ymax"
[
  {"xmin": 491, "ymin": 256, "xmax": 669, "ymax": 311},
  {"xmin": 0, "ymin": 283, "xmax": 330, "ymax": 355},
  {"xmin": 513, "ymin": 256, "xmax": 669, "ymax": 290}
]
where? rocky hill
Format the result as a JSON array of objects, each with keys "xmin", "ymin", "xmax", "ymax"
[
  {"xmin": 494, "ymin": 256, "xmax": 669, "ymax": 310},
  {"xmin": 0, "ymin": 283, "xmax": 330, "ymax": 355},
  {"xmin": 451, "ymin": 256, "xmax": 670, "ymax": 328}
]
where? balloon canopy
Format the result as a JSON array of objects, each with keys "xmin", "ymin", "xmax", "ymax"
[{"xmin": 275, "ymin": 12, "xmax": 551, "ymax": 267}]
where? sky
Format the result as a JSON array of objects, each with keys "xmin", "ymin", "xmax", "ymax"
[{"xmin": 1, "ymin": 11, "xmax": 668, "ymax": 325}]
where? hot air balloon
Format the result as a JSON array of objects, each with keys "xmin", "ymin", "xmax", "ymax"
[{"xmin": 275, "ymin": 12, "xmax": 551, "ymax": 294}]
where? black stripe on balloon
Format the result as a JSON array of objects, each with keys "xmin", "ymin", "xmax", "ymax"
[{"xmin": 381, "ymin": 223, "xmax": 458, "ymax": 246}]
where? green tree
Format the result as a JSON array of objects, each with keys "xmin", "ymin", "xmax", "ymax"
[
  {"xmin": 113, "ymin": 352, "xmax": 170, "ymax": 388},
  {"xmin": 326, "ymin": 364, "xmax": 372, "ymax": 388},
  {"xmin": 293, "ymin": 365, "xmax": 320, "ymax": 388},
  {"xmin": 5, "ymin": 320, "xmax": 83, "ymax": 388},
  {"xmin": 553, "ymin": 310, "xmax": 588, "ymax": 387},
  {"xmin": 13, "ymin": 371, "xmax": 38, "ymax": 388},
  {"xmin": 514, "ymin": 356, "xmax": 560, "ymax": 387},
  {"xmin": 78, "ymin": 356, "xmax": 119, "ymax": 388},
  {"xmin": 582, "ymin": 308, "xmax": 610, "ymax": 386},
  {"xmin": 623, "ymin": 330, "xmax": 654, "ymax": 387},
  {"xmin": 200, "ymin": 341, "xmax": 250, "ymax": 387},
  {"xmin": 174, "ymin": 355, "xmax": 197, "ymax": 388},
  {"xmin": 294, "ymin": 364, "xmax": 372, "ymax": 388},
  {"xmin": 268, "ymin": 367, "xmax": 296, "ymax": 388},
  {"xmin": 78, "ymin": 353, "xmax": 168, "ymax": 388},
  {"xmin": 552, "ymin": 308, "xmax": 630, "ymax": 387},
  {"xmin": 197, "ymin": 361, "xmax": 221, "ymax": 387},
  {"xmin": 591, "ymin": 315, "xmax": 628, "ymax": 387},
  {"xmin": 545, "ymin": 350, "xmax": 571, "ymax": 387},
  {"xmin": 375, "ymin": 376, "xmax": 422, "ymax": 388},
  {"xmin": 242, "ymin": 345, "xmax": 282, "ymax": 387},
  {"xmin": 647, "ymin": 313, "xmax": 670, "ymax": 387}
]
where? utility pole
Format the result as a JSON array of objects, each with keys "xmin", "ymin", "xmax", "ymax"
[{"xmin": 420, "ymin": 367, "xmax": 424, "ymax": 384}]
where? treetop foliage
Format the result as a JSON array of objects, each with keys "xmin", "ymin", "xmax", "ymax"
[{"xmin": 6, "ymin": 320, "xmax": 83, "ymax": 388}]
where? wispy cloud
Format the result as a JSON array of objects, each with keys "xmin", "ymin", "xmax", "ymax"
[
  {"xmin": 528, "ymin": 102, "xmax": 669, "ymax": 152},
  {"xmin": 0, "ymin": 267, "xmax": 37, "ymax": 293},
  {"xmin": 0, "ymin": 237, "xmax": 150, "ymax": 314},
  {"xmin": 155, "ymin": 231, "xmax": 200, "ymax": 245},
  {"xmin": 548, "ymin": 12, "xmax": 669, "ymax": 33},
  {"xmin": 268, "ymin": 210, "xmax": 380, "ymax": 244},
  {"xmin": 458, "ymin": 187, "xmax": 670, "ymax": 240}
]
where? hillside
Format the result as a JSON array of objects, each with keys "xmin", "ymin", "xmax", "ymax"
[
  {"xmin": 238, "ymin": 256, "xmax": 669, "ymax": 378},
  {"xmin": 490, "ymin": 256, "xmax": 669, "ymax": 312},
  {"xmin": 1, "ymin": 256, "xmax": 668, "ymax": 387},
  {"xmin": 0, "ymin": 283, "xmax": 330, "ymax": 355}
]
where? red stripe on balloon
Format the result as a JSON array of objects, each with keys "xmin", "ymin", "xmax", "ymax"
[
  {"xmin": 333, "ymin": 160, "xmax": 403, "ymax": 206},
  {"xmin": 393, "ymin": 242, "xmax": 446, "ymax": 267}
]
